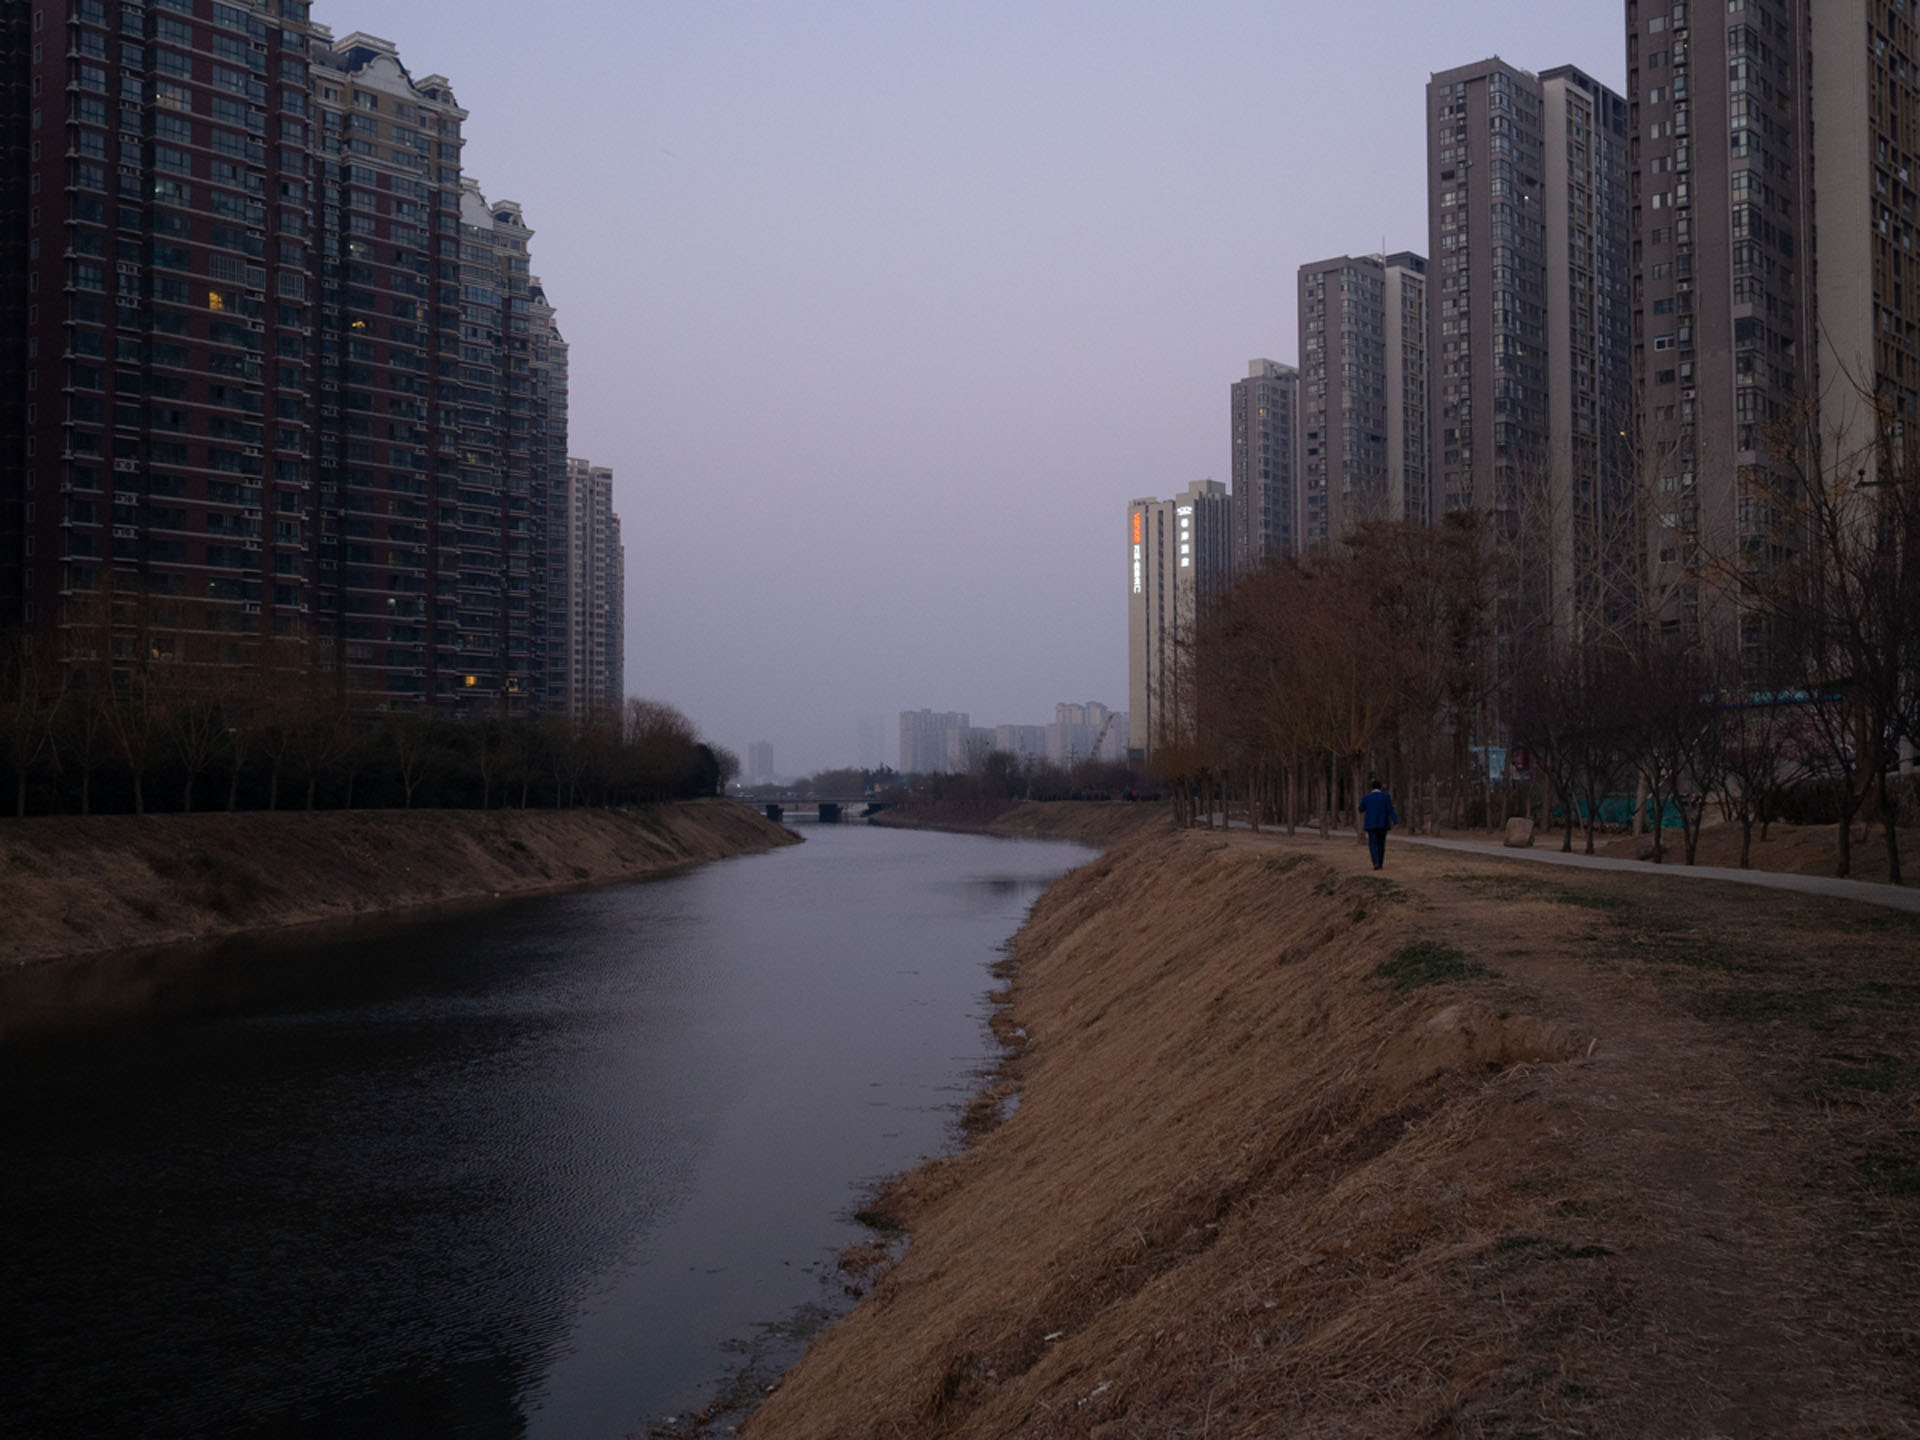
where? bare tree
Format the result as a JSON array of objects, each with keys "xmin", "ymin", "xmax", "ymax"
[
  {"xmin": 1752, "ymin": 393, "xmax": 1918, "ymax": 881},
  {"xmin": 0, "ymin": 629, "xmax": 66, "ymax": 818},
  {"xmin": 383, "ymin": 712, "xmax": 434, "ymax": 810},
  {"xmin": 155, "ymin": 634, "xmax": 228, "ymax": 814}
]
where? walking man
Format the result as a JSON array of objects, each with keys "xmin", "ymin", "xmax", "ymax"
[{"xmin": 1360, "ymin": 777, "xmax": 1398, "ymax": 870}]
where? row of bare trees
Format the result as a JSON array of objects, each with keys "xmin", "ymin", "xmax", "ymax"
[
  {"xmin": 1159, "ymin": 398, "xmax": 1920, "ymax": 882},
  {"xmin": 0, "ymin": 626, "xmax": 733, "ymax": 817}
]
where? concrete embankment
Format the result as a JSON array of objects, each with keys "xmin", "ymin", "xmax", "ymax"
[
  {"xmin": 0, "ymin": 799, "xmax": 797, "ymax": 966},
  {"xmin": 746, "ymin": 822, "xmax": 1920, "ymax": 1438}
]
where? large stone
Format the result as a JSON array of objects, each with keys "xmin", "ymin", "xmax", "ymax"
[{"xmin": 1503, "ymin": 816, "xmax": 1535, "ymax": 849}]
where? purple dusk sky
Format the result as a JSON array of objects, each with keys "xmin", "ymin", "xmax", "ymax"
[{"xmin": 338, "ymin": 2, "xmax": 1625, "ymax": 775}]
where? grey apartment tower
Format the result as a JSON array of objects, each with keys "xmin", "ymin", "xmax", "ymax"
[
  {"xmin": 1229, "ymin": 358, "xmax": 1297, "ymax": 569},
  {"xmin": 1297, "ymin": 251, "xmax": 1428, "ymax": 548},
  {"xmin": 1427, "ymin": 58, "xmax": 1630, "ymax": 629},
  {"xmin": 1625, "ymin": 0, "xmax": 1917, "ymax": 653},
  {"xmin": 560, "ymin": 456, "xmax": 623, "ymax": 715},
  {"xmin": 1126, "ymin": 479, "xmax": 1229, "ymax": 757}
]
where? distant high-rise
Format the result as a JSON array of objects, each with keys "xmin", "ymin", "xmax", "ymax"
[
  {"xmin": 560, "ymin": 459, "xmax": 622, "ymax": 714},
  {"xmin": 1297, "ymin": 253, "xmax": 1429, "ymax": 547},
  {"xmin": 1045, "ymin": 701, "xmax": 1120, "ymax": 768},
  {"xmin": 856, "ymin": 715, "xmax": 886, "ymax": 770},
  {"xmin": 1229, "ymin": 359, "xmax": 1297, "ymax": 568},
  {"xmin": 1126, "ymin": 479, "xmax": 1229, "ymax": 758},
  {"xmin": 1428, "ymin": 57, "xmax": 1629, "ymax": 627},
  {"xmin": 745, "ymin": 741, "xmax": 774, "ymax": 786},
  {"xmin": 992, "ymin": 724, "xmax": 1047, "ymax": 765},
  {"xmin": 898, "ymin": 709, "xmax": 969, "ymax": 774}
]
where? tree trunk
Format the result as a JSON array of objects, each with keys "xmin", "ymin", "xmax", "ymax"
[
  {"xmin": 1880, "ymin": 776, "xmax": 1901, "ymax": 886},
  {"xmin": 182, "ymin": 774, "xmax": 194, "ymax": 813},
  {"xmin": 80, "ymin": 768, "xmax": 91, "ymax": 817},
  {"xmin": 132, "ymin": 774, "xmax": 144, "ymax": 816},
  {"xmin": 227, "ymin": 763, "xmax": 240, "ymax": 812},
  {"xmin": 1352, "ymin": 759, "xmax": 1366, "ymax": 845},
  {"xmin": 1740, "ymin": 817, "xmax": 1754, "ymax": 869}
]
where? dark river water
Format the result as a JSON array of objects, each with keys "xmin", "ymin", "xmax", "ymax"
[{"xmin": 0, "ymin": 823, "xmax": 1095, "ymax": 1439}]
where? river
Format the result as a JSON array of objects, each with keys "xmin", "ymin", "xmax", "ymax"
[{"xmin": 0, "ymin": 823, "xmax": 1095, "ymax": 1438}]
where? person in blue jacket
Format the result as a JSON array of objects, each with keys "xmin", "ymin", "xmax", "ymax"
[{"xmin": 1359, "ymin": 777, "xmax": 1398, "ymax": 870}]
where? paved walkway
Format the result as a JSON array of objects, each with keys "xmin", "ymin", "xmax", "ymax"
[
  {"xmin": 1206, "ymin": 814, "xmax": 1920, "ymax": 914},
  {"xmin": 1400, "ymin": 833, "xmax": 1920, "ymax": 914}
]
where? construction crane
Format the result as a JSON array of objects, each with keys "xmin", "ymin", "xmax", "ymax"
[{"xmin": 1086, "ymin": 711, "xmax": 1118, "ymax": 766}]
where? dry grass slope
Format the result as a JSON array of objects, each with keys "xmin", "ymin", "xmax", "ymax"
[
  {"xmin": 746, "ymin": 827, "xmax": 1920, "ymax": 1439},
  {"xmin": 0, "ymin": 799, "xmax": 796, "ymax": 966}
]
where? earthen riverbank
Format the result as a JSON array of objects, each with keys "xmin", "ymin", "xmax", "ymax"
[
  {"xmin": 0, "ymin": 799, "xmax": 797, "ymax": 967},
  {"xmin": 745, "ymin": 821, "xmax": 1920, "ymax": 1439},
  {"xmin": 872, "ymin": 798, "xmax": 1173, "ymax": 847}
]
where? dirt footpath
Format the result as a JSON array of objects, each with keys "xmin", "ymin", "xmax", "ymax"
[{"xmin": 746, "ymin": 826, "xmax": 1920, "ymax": 1439}]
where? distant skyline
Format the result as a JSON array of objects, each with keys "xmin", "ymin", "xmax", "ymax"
[{"xmin": 344, "ymin": 2, "xmax": 1626, "ymax": 772}]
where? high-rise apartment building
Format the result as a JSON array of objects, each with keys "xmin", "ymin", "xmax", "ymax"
[
  {"xmin": 1383, "ymin": 252, "xmax": 1432, "ymax": 527},
  {"xmin": 1297, "ymin": 252, "xmax": 1429, "ymax": 547},
  {"xmin": 0, "ymin": 3, "xmax": 588, "ymax": 720},
  {"xmin": 1300, "ymin": 256, "xmax": 1386, "ymax": 548},
  {"xmin": 1, "ymin": 11, "xmax": 36, "ymax": 626},
  {"xmin": 530, "ymin": 270, "xmax": 568, "ymax": 709},
  {"xmin": 898, "ymin": 708, "xmax": 969, "ymax": 774},
  {"xmin": 1125, "ymin": 479, "xmax": 1229, "ymax": 757},
  {"xmin": 1627, "ymin": 0, "xmax": 1920, "ymax": 657},
  {"xmin": 1428, "ymin": 58, "xmax": 1629, "ymax": 627},
  {"xmin": 310, "ymin": 30, "xmax": 461, "ymax": 704},
  {"xmin": 745, "ymin": 740, "xmax": 773, "ymax": 786},
  {"xmin": 1228, "ymin": 358, "xmax": 1297, "ymax": 568},
  {"xmin": 1045, "ymin": 700, "xmax": 1121, "ymax": 768},
  {"xmin": 1627, "ymin": 2, "xmax": 1813, "ymax": 645},
  {"xmin": 1430, "ymin": 58, "xmax": 1548, "ymax": 522},
  {"xmin": 1542, "ymin": 65, "xmax": 1633, "ymax": 631},
  {"xmin": 3, "ymin": 0, "xmax": 322, "ymax": 649},
  {"xmin": 560, "ymin": 456, "xmax": 621, "ymax": 714},
  {"xmin": 1810, "ymin": 0, "xmax": 1920, "ymax": 481}
]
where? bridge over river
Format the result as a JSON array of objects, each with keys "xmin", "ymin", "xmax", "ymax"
[{"xmin": 752, "ymin": 796, "xmax": 891, "ymax": 825}]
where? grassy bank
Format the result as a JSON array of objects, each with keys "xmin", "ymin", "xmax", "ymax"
[
  {"xmin": 0, "ymin": 799, "xmax": 797, "ymax": 966},
  {"xmin": 746, "ymin": 824, "xmax": 1920, "ymax": 1438}
]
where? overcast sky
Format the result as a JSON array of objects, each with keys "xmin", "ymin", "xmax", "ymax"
[{"xmin": 341, "ymin": 1, "xmax": 1625, "ymax": 774}]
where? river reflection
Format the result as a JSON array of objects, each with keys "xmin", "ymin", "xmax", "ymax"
[{"xmin": 0, "ymin": 823, "xmax": 1093, "ymax": 1439}]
